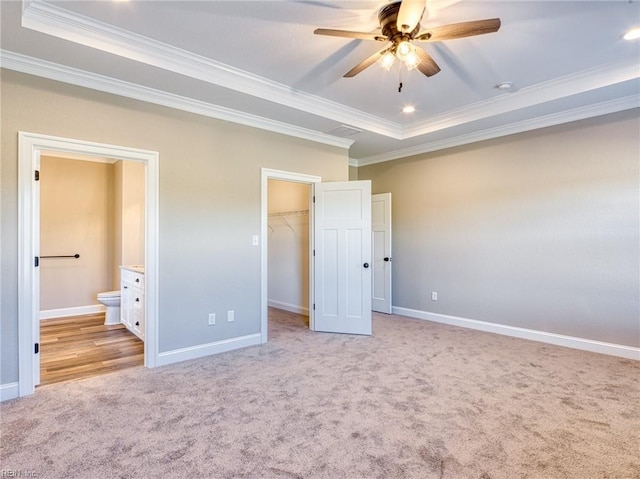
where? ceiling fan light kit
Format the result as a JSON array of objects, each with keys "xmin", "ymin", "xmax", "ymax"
[
  {"xmin": 314, "ymin": 0, "xmax": 501, "ymax": 83},
  {"xmin": 377, "ymin": 40, "xmax": 422, "ymax": 72},
  {"xmin": 378, "ymin": 51, "xmax": 396, "ymax": 71}
]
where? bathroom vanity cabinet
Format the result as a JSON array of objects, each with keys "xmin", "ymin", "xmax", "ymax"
[{"xmin": 121, "ymin": 268, "xmax": 145, "ymax": 341}]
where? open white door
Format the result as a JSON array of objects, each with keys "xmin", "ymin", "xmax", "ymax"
[
  {"xmin": 313, "ymin": 180, "xmax": 372, "ymax": 335},
  {"xmin": 372, "ymin": 193, "xmax": 392, "ymax": 314}
]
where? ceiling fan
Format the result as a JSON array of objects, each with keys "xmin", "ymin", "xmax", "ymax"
[{"xmin": 314, "ymin": 0, "xmax": 501, "ymax": 78}]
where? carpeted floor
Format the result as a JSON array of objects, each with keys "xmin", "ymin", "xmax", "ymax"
[{"xmin": 1, "ymin": 309, "xmax": 639, "ymax": 479}]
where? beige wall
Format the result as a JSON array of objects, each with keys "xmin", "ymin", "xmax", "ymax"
[
  {"xmin": 1, "ymin": 69, "xmax": 348, "ymax": 384},
  {"xmin": 358, "ymin": 109, "xmax": 640, "ymax": 347},
  {"xmin": 119, "ymin": 161, "xmax": 145, "ymax": 277},
  {"xmin": 113, "ymin": 160, "xmax": 123, "ymax": 290},
  {"xmin": 112, "ymin": 160, "xmax": 146, "ymax": 290},
  {"xmin": 39, "ymin": 157, "xmax": 146, "ymax": 309},
  {"xmin": 39, "ymin": 157, "xmax": 114, "ymax": 310},
  {"xmin": 267, "ymin": 180, "xmax": 310, "ymax": 312},
  {"xmin": 267, "ymin": 179, "xmax": 310, "ymax": 214}
]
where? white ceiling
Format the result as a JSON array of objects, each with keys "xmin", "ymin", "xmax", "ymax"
[{"xmin": 2, "ymin": 1, "xmax": 639, "ymax": 165}]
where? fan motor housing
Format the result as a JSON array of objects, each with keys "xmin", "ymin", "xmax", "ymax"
[{"xmin": 379, "ymin": 2, "xmax": 420, "ymax": 39}]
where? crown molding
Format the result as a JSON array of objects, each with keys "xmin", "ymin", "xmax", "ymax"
[
  {"xmin": 21, "ymin": 0, "xmax": 399, "ymax": 138},
  {"xmin": 352, "ymin": 94, "xmax": 640, "ymax": 167},
  {"xmin": 0, "ymin": 50, "xmax": 354, "ymax": 150},
  {"xmin": 401, "ymin": 61, "xmax": 640, "ymax": 139},
  {"xmin": 3, "ymin": 48, "xmax": 636, "ymax": 167}
]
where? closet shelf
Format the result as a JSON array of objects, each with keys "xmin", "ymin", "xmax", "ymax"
[{"xmin": 268, "ymin": 209, "xmax": 309, "ymax": 218}]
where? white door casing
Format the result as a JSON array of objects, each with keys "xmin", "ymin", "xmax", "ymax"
[
  {"xmin": 17, "ymin": 132, "xmax": 159, "ymax": 397},
  {"xmin": 314, "ymin": 180, "xmax": 372, "ymax": 335},
  {"xmin": 372, "ymin": 193, "xmax": 392, "ymax": 314}
]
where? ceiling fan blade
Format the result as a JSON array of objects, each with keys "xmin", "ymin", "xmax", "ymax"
[
  {"xmin": 344, "ymin": 47, "xmax": 392, "ymax": 77},
  {"xmin": 397, "ymin": 0, "xmax": 427, "ymax": 33},
  {"xmin": 314, "ymin": 28, "xmax": 387, "ymax": 41},
  {"xmin": 415, "ymin": 18, "xmax": 501, "ymax": 42},
  {"xmin": 414, "ymin": 47, "xmax": 441, "ymax": 77}
]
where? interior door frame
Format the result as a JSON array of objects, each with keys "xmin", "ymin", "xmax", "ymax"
[
  {"xmin": 17, "ymin": 132, "xmax": 160, "ymax": 397},
  {"xmin": 260, "ymin": 168, "xmax": 321, "ymax": 343}
]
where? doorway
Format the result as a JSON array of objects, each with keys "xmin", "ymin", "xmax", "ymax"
[
  {"xmin": 38, "ymin": 153, "xmax": 145, "ymax": 385},
  {"xmin": 17, "ymin": 132, "xmax": 159, "ymax": 397},
  {"xmin": 267, "ymin": 178, "xmax": 312, "ymax": 333},
  {"xmin": 260, "ymin": 168, "xmax": 373, "ymax": 342},
  {"xmin": 260, "ymin": 169, "xmax": 320, "ymax": 343}
]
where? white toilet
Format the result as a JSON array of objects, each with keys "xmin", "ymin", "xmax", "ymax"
[{"xmin": 97, "ymin": 291, "xmax": 121, "ymax": 326}]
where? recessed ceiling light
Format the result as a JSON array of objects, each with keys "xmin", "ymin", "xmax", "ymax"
[
  {"xmin": 624, "ymin": 27, "xmax": 640, "ymax": 40},
  {"xmin": 402, "ymin": 105, "xmax": 416, "ymax": 114},
  {"xmin": 495, "ymin": 81, "xmax": 512, "ymax": 91}
]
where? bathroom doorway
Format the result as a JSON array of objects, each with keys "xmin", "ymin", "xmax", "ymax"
[
  {"xmin": 17, "ymin": 132, "xmax": 159, "ymax": 397},
  {"xmin": 38, "ymin": 153, "xmax": 145, "ymax": 385}
]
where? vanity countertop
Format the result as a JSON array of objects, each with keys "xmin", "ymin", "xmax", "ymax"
[{"xmin": 120, "ymin": 265, "xmax": 145, "ymax": 274}]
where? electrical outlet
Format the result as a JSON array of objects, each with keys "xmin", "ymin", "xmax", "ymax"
[
  {"xmin": 208, "ymin": 313, "xmax": 216, "ymax": 325},
  {"xmin": 252, "ymin": 235, "xmax": 259, "ymax": 246},
  {"xmin": 227, "ymin": 310, "xmax": 235, "ymax": 322},
  {"xmin": 431, "ymin": 292, "xmax": 438, "ymax": 301}
]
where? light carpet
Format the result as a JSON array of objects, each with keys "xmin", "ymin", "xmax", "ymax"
[{"xmin": 1, "ymin": 309, "xmax": 638, "ymax": 479}]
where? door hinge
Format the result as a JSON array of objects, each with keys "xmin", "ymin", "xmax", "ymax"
[
  {"xmin": 313, "ymin": 196, "xmax": 315, "ymax": 203},
  {"xmin": 35, "ymin": 170, "xmax": 40, "ymax": 181},
  {"xmin": 34, "ymin": 343, "xmax": 39, "ymax": 354},
  {"xmin": 34, "ymin": 256, "xmax": 39, "ymax": 267},
  {"xmin": 313, "ymin": 249, "xmax": 315, "ymax": 256},
  {"xmin": 313, "ymin": 303, "xmax": 315, "ymax": 311}
]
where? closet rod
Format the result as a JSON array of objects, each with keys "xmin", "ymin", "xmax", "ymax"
[{"xmin": 40, "ymin": 254, "xmax": 80, "ymax": 259}]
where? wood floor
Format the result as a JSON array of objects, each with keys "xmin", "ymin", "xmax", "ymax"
[{"xmin": 40, "ymin": 313, "xmax": 144, "ymax": 386}]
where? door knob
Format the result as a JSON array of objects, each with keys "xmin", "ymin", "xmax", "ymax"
[
  {"xmin": 363, "ymin": 263, "xmax": 369, "ymax": 268},
  {"xmin": 384, "ymin": 257, "xmax": 390, "ymax": 262}
]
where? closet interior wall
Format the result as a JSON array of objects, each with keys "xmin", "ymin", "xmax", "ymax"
[{"xmin": 267, "ymin": 180, "xmax": 310, "ymax": 315}]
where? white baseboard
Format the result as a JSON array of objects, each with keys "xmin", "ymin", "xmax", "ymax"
[
  {"xmin": 156, "ymin": 333, "xmax": 262, "ymax": 367},
  {"xmin": 40, "ymin": 304, "xmax": 106, "ymax": 320},
  {"xmin": 392, "ymin": 306, "xmax": 640, "ymax": 360},
  {"xmin": 268, "ymin": 299, "xmax": 309, "ymax": 316},
  {"xmin": 1, "ymin": 382, "xmax": 20, "ymax": 402}
]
